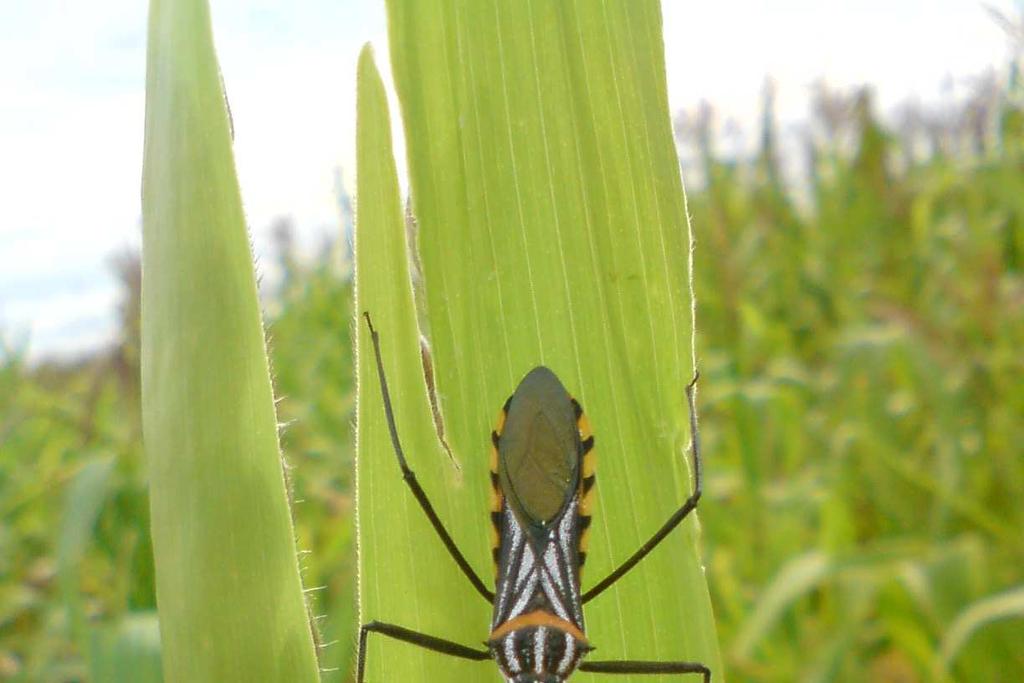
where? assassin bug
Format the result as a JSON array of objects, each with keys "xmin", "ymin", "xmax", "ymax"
[{"xmin": 359, "ymin": 313, "xmax": 710, "ymax": 682}]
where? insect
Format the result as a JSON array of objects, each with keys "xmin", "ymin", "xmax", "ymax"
[{"xmin": 359, "ymin": 313, "xmax": 710, "ymax": 682}]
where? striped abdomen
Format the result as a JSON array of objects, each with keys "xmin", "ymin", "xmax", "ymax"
[{"xmin": 489, "ymin": 616, "xmax": 589, "ymax": 682}]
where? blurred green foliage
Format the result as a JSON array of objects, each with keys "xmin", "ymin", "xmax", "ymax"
[
  {"xmin": 2, "ymin": 75, "xmax": 1023, "ymax": 682},
  {"xmin": 684, "ymin": 79, "xmax": 1024, "ymax": 680}
]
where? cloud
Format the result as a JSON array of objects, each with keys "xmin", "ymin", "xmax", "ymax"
[{"xmin": 1, "ymin": 0, "xmax": 1014, "ymax": 359}]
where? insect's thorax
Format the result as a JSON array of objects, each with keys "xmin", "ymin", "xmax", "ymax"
[{"xmin": 488, "ymin": 496, "xmax": 589, "ymax": 681}]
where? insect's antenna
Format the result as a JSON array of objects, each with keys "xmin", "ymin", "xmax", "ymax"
[
  {"xmin": 362, "ymin": 312, "xmax": 495, "ymax": 603},
  {"xmin": 581, "ymin": 372, "xmax": 703, "ymax": 604}
]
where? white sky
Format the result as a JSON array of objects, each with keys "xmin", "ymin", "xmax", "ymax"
[{"xmin": 0, "ymin": 1, "xmax": 1018, "ymax": 360}]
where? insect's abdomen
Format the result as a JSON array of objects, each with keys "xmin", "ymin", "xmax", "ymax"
[{"xmin": 491, "ymin": 624, "xmax": 588, "ymax": 681}]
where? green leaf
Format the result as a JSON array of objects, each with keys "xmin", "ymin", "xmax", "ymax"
[
  {"xmin": 356, "ymin": 1, "xmax": 722, "ymax": 681},
  {"xmin": 141, "ymin": 0, "xmax": 319, "ymax": 680},
  {"xmin": 732, "ymin": 551, "xmax": 832, "ymax": 662},
  {"xmin": 58, "ymin": 455, "xmax": 116, "ymax": 644},
  {"xmin": 57, "ymin": 457, "xmax": 116, "ymax": 591},
  {"xmin": 88, "ymin": 612, "xmax": 164, "ymax": 683},
  {"xmin": 355, "ymin": 43, "xmax": 466, "ymax": 680},
  {"xmin": 939, "ymin": 585, "xmax": 1024, "ymax": 671}
]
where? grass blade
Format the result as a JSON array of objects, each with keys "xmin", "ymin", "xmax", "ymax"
[
  {"xmin": 731, "ymin": 551, "xmax": 832, "ymax": 662},
  {"xmin": 939, "ymin": 585, "xmax": 1024, "ymax": 672}
]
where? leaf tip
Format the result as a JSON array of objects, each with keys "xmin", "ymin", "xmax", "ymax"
[{"xmin": 357, "ymin": 42, "xmax": 377, "ymax": 75}]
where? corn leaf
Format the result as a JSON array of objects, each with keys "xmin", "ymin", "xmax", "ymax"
[
  {"xmin": 354, "ymin": 43, "xmax": 480, "ymax": 681},
  {"xmin": 141, "ymin": 0, "xmax": 320, "ymax": 679},
  {"xmin": 356, "ymin": 1, "xmax": 723, "ymax": 681}
]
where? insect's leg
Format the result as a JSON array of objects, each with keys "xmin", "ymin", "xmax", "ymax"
[
  {"xmin": 582, "ymin": 374, "xmax": 703, "ymax": 604},
  {"xmin": 358, "ymin": 621, "xmax": 490, "ymax": 683},
  {"xmin": 362, "ymin": 312, "xmax": 495, "ymax": 603},
  {"xmin": 578, "ymin": 658, "xmax": 710, "ymax": 682}
]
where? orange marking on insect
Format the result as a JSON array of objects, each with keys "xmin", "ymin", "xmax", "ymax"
[
  {"xmin": 490, "ymin": 480, "xmax": 503, "ymax": 513},
  {"xmin": 580, "ymin": 434, "xmax": 596, "ymax": 517},
  {"xmin": 581, "ymin": 447, "xmax": 596, "ymax": 480},
  {"xmin": 490, "ymin": 520, "xmax": 500, "ymax": 550},
  {"xmin": 579, "ymin": 528, "xmax": 591, "ymax": 556},
  {"xmin": 578, "ymin": 407, "xmax": 597, "ymax": 539},
  {"xmin": 577, "ymin": 413, "xmax": 592, "ymax": 441},
  {"xmin": 579, "ymin": 490, "xmax": 594, "ymax": 517},
  {"xmin": 488, "ymin": 610, "xmax": 589, "ymax": 644},
  {"xmin": 488, "ymin": 405, "xmax": 508, "ymax": 571}
]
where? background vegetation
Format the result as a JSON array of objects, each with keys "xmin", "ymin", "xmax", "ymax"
[{"xmin": 2, "ymin": 59, "xmax": 1023, "ymax": 683}]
